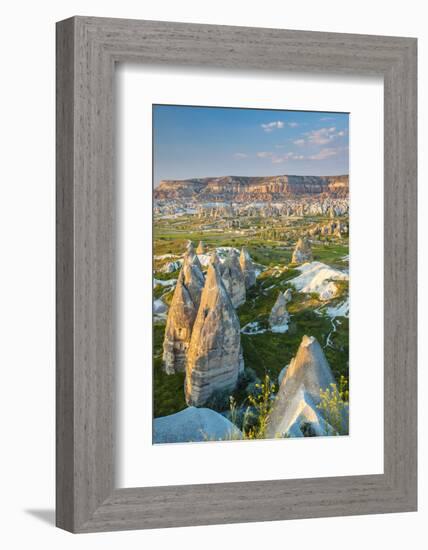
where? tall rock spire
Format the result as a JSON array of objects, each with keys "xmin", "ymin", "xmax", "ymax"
[
  {"xmin": 185, "ymin": 263, "xmax": 243, "ymax": 407},
  {"xmin": 266, "ymin": 335, "xmax": 336, "ymax": 437},
  {"xmin": 221, "ymin": 249, "xmax": 246, "ymax": 308},
  {"xmin": 196, "ymin": 240, "xmax": 206, "ymax": 254},
  {"xmin": 291, "ymin": 237, "xmax": 313, "ymax": 264},
  {"xmin": 269, "ymin": 291, "xmax": 290, "ymax": 333},
  {"xmin": 162, "ymin": 271, "xmax": 198, "ymax": 374},
  {"xmin": 162, "ymin": 243, "xmax": 205, "ymax": 374},
  {"xmin": 182, "ymin": 242, "xmax": 205, "ymax": 308},
  {"xmin": 239, "ymin": 247, "xmax": 257, "ymax": 289}
]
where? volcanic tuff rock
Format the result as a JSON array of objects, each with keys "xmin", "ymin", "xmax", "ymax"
[
  {"xmin": 239, "ymin": 247, "xmax": 257, "ymax": 289},
  {"xmin": 162, "ymin": 244, "xmax": 205, "ymax": 374},
  {"xmin": 181, "ymin": 243, "xmax": 205, "ymax": 306},
  {"xmin": 291, "ymin": 237, "xmax": 313, "ymax": 264},
  {"xmin": 269, "ymin": 292, "xmax": 290, "ymax": 333},
  {"xmin": 221, "ymin": 250, "xmax": 246, "ymax": 308},
  {"xmin": 155, "ymin": 174, "xmax": 349, "ymax": 201},
  {"xmin": 283, "ymin": 288, "xmax": 292, "ymax": 303},
  {"xmin": 185, "ymin": 263, "xmax": 243, "ymax": 407},
  {"xmin": 196, "ymin": 240, "xmax": 206, "ymax": 254},
  {"xmin": 266, "ymin": 335, "xmax": 336, "ymax": 438},
  {"xmin": 153, "ymin": 407, "xmax": 242, "ymax": 443},
  {"xmin": 162, "ymin": 271, "xmax": 199, "ymax": 374}
]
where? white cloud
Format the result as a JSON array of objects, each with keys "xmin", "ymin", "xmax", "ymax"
[
  {"xmin": 309, "ymin": 148, "xmax": 338, "ymax": 160},
  {"xmin": 233, "ymin": 152, "xmax": 248, "ymax": 159},
  {"xmin": 258, "ymin": 151, "xmax": 305, "ymax": 163},
  {"xmin": 293, "ymin": 138, "xmax": 305, "ymax": 146},
  {"xmin": 306, "ymin": 126, "xmax": 347, "ymax": 145},
  {"xmin": 261, "ymin": 121, "xmax": 285, "ymax": 132},
  {"xmin": 306, "ymin": 127, "xmax": 337, "ymax": 145},
  {"xmin": 288, "ymin": 122, "xmax": 299, "ymax": 128}
]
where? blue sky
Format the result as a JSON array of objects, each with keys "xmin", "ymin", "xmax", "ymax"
[{"xmin": 153, "ymin": 105, "xmax": 349, "ymax": 186}]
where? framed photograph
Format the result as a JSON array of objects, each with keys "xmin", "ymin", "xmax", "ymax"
[{"xmin": 56, "ymin": 17, "xmax": 417, "ymax": 532}]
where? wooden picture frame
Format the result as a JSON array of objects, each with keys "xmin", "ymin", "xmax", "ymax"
[{"xmin": 56, "ymin": 16, "xmax": 417, "ymax": 533}]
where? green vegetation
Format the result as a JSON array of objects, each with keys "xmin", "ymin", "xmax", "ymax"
[
  {"xmin": 317, "ymin": 375, "xmax": 349, "ymax": 435},
  {"xmin": 153, "ymin": 323, "xmax": 187, "ymax": 417}
]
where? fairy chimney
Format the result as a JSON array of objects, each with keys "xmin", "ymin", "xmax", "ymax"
[
  {"xmin": 185, "ymin": 263, "xmax": 243, "ymax": 407},
  {"xmin": 162, "ymin": 271, "xmax": 198, "ymax": 374},
  {"xmin": 239, "ymin": 247, "xmax": 257, "ymax": 289},
  {"xmin": 266, "ymin": 336, "xmax": 336, "ymax": 438},
  {"xmin": 221, "ymin": 250, "xmax": 246, "ymax": 308},
  {"xmin": 291, "ymin": 237, "xmax": 313, "ymax": 264}
]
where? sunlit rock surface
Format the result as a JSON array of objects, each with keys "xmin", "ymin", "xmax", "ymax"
[
  {"xmin": 283, "ymin": 288, "xmax": 292, "ymax": 303},
  {"xmin": 269, "ymin": 291, "xmax": 290, "ymax": 333},
  {"xmin": 182, "ymin": 242, "xmax": 205, "ymax": 306},
  {"xmin": 153, "ymin": 406, "xmax": 242, "ymax": 444},
  {"xmin": 196, "ymin": 240, "xmax": 206, "ymax": 254},
  {"xmin": 162, "ymin": 271, "xmax": 198, "ymax": 374},
  {"xmin": 155, "ymin": 174, "xmax": 349, "ymax": 201},
  {"xmin": 221, "ymin": 250, "xmax": 246, "ymax": 308},
  {"xmin": 291, "ymin": 237, "xmax": 313, "ymax": 264},
  {"xmin": 290, "ymin": 261, "xmax": 348, "ymax": 301},
  {"xmin": 239, "ymin": 247, "xmax": 257, "ymax": 289},
  {"xmin": 185, "ymin": 263, "xmax": 242, "ymax": 407},
  {"xmin": 266, "ymin": 335, "xmax": 336, "ymax": 438}
]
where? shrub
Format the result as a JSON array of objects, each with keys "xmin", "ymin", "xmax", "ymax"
[
  {"xmin": 242, "ymin": 374, "xmax": 276, "ymax": 439},
  {"xmin": 317, "ymin": 375, "xmax": 349, "ymax": 435}
]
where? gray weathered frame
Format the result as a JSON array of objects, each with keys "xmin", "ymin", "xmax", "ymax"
[{"xmin": 56, "ymin": 16, "xmax": 417, "ymax": 533}]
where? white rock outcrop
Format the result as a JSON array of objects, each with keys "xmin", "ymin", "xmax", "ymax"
[
  {"xmin": 290, "ymin": 261, "xmax": 348, "ymax": 301},
  {"xmin": 185, "ymin": 263, "xmax": 243, "ymax": 407},
  {"xmin": 153, "ymin": 406, "xmax": 242, "ymax": 444},
  {"xmin": 266, "ymin": 335, "xmax": 336, "ymax": 438}
]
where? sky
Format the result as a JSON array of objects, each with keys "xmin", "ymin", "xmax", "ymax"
[{"xmin": 153, "ymin": 105, "xmax": 349, "ymax": 186}]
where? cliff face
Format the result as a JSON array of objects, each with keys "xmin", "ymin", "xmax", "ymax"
[{"xmin": 155, "ymin": 174, "xmax": 349, "ymax": 200}]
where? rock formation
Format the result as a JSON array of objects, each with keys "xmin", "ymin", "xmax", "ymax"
[
  {"xmin": 155, "ymin": 174, "xmax": 349, "ymax": 201},
  {"xmin": 153, "ymin": 406, "xmax": 242, "ymax": 444},
  {"xmin": 185, "ymin": 263, "xmax": 243, "ymax": 407},
  {"xmin": 239, "ymin": 247, "xmax": 257, "ymax": 289},
  {"xmin": 266, "ymin": 335, "xmax": 336, "ymax": 438},
  {"xmin": 196, "ymin": 240, "xmax": 206, "ymax": 254},
  {"xmin": 221, "ymin": 250, "xmax": 246, "ymax": 308},
  {"xmin": 162, "ymin": 243, "xmax": 205, "ymax": 374},
  {"xmin": 283, "ymin": 288, "xmax": 292, "ymax": 303},
  {"xmin": 290, "ymin": 261, "xmax": 348, "ymax": 301},
  {"xmin": 181, "ymin": 242, "xmax": 205, "ymax": 307},
  {"xmin": 291, "ymin": 237, "xmax": 313, "ymax": 264},
  {"xmin": 162, "ymin": 271, "xmax": 199, "ymax": 374},
  {"xmin": 269, "ymin": 292, "xmax": 290, "ymax": 333},
  {"xmin": 210, "ymin": 250, "xmax": 222, "ymax": 270}
]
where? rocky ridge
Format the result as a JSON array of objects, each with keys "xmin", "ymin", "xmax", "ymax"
[{"xmin": 155, "ymin": 174, "xmax": 349, "ymax": 201}]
